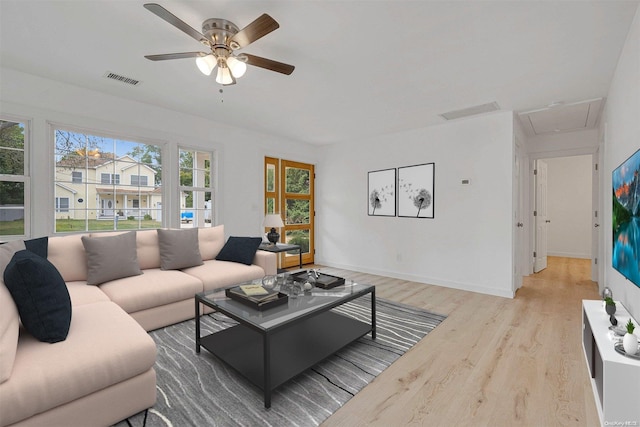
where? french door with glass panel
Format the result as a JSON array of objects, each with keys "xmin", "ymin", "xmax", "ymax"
[{"xmin": 264, "ymin": 157, "xmax": 314, "ymax": 268}]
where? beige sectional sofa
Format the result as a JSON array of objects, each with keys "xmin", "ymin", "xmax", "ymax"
[{"xmin": 0, "ymin": 225, "xmax": 276, "ymax": 427}]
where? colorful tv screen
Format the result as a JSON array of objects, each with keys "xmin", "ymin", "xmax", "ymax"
[{"xmin": 612, "ymin": 147, "xmax": 640, "ymax": 288}]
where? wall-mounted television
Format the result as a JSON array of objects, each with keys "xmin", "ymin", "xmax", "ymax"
[{"xmin": 612, "ymin": 147, "xmax": 640, "ymax": 288}]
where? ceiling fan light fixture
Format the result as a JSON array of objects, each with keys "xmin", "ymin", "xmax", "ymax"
[
  {"xmin": 227, "ymin": 56, "xmax": 247, "ymax": 78},
  {"xmin": 196, "ymin": 54, "xmax": 216, "ymax": 75},
  {"xmin": 216, "ymin": 66, "xmax": 234, "ymax": 85}
]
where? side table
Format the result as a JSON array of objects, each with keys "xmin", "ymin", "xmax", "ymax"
[{"xmin": 258, "ymin": 242, "xmax": 302, "ymax": 271}]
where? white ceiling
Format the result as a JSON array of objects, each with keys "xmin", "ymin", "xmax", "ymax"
[{"xmin": 0, "ymin": 0, "xmax": 637, "ymax": 145}]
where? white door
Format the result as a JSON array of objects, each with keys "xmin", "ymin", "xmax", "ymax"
[
  {"xmin": 513, "ymin": 138, "xmax": 525, "ymax": 291},
  {"xmin": 592, "ymin": 151, "xmax": 600, "ymax": 282},
  {"xmin": 101, "ymin": 198, "xmax": 115, "ymax": 217},
  {"xmin": 534, "ymin": 159, "xmax": 549, "ymax": 273}
]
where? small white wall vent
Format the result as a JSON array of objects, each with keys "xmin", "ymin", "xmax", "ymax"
[
  {"xmin": 440, "ymin": 102, "xmax": 500, "ymax": 121},
  {"xmin": 103, "ymin": 71, "xmax": 141, "ymax": 86}
]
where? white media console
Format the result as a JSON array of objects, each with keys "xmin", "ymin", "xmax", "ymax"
[{"xmin": 582, "ymin": 300, "xmax": 640, "ymax": 425}]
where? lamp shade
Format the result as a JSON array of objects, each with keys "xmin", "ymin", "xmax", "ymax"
[
  {"xmin": 262, "ymin": 214, "xmax": 284, "ymax": 228},
  {"xmin": 196, "ymin": 54, "xmax": 216, "ymax": 75},
  {"xmin": 227, "ymin": 56, "xmax": 247, "ymax": 78},
  {"xmin": 216, "ymin": 66, "xmax": 234, "ymax": 85}
]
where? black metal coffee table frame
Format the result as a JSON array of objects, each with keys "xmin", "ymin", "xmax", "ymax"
[{"xmin": 195, "ymin": 283, "xmax": 376, "ymax": 408}]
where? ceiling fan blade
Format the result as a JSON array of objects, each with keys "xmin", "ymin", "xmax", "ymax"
[
  {"xmin": 230, "ymin": 14, "xmax": 279, "ymax": 49},
  {"xmin": 144, "ymin": 3, "xmax": 207, "ymax": 44},
  {"xmin": 145, "ymin": 52, "xmax": 206, "ymax": 61},
  {"xmin": 243, "ymin": 54, "xmax": 295, "ymax": 75}
]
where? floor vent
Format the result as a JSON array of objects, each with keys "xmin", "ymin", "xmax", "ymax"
[
  {"xmin": 103, "ymin": 71, "xmax": 141, "ymax": 86},
  {"xmin": 440, "ymin": 102, "xmax": 500, "ymax": 121}
]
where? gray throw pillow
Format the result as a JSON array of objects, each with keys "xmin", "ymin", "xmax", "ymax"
[
  {"xmin": 157, "ymin": 228, "xmax": 204, "ymax": 270},
  {"xmin": 81, "ymin": 231, "xmax": 142, "ymax": 285}
]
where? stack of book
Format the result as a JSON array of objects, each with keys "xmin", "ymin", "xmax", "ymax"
[{"xmin": 225, "ymin": 283, "xmax": 286, "ymax": 310}]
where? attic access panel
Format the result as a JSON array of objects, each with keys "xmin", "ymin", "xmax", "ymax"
[{"xmin": 518, "ymin": 98, "xmax": 604, "ymax": 137}]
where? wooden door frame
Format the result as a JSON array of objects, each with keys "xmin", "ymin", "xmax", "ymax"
[
  {"xmin": 263, "ymin": 157, "xmax": 314, "ymax": 268},
  {"xmin": 280, "ymin": 159, "xmax": 314, "ymax": 268}
]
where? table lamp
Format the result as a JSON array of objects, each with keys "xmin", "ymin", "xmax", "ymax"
[{"xmin": 263, "ymin": 214, "xmax": 284, "ymax": 245}]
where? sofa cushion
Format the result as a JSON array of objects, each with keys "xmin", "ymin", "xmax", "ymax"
[
  {"xmin": 136, "ymin": 229, "xmax": 161, "ymax": 270},
  {"xmin": 66, "ymin": 281, "xmax": 111, "ymax": 307},
  {"xmin": 183, "ymin": 259, "xmax": 266, "ymax": 292},
  {"xmin": 24, "ymin": 236, "xmax": 48, "ymax": 259},
  {"xmin": 0, "ymin": 240, "xmax": 26, "ymax": 275},
  {"xmin": 157, "ymin": 228, "xmax": 203, "ymax": 270},
  {"xmin": 82, "ymin": 231, "xmax": 142, "ymax": 285},
  {"xmin": 3, "ymin": 250, "xmax": 72, "ymax": 343},
  {"xmin": 0, "ymin": 279, "xmax": 19, "ymax": 384},
  {"xmin": 198, "ymin": 225, "xmax": 225, "ymax": 261},
  {"xmin": 47, "ymin": 234, "xmax": 89, "ymax": 282},
  {"xmin": 0, "ymin": 301, "xmax": 156, "ymax": 427},
  {"xmin": 215, "ymin": 236, "xmax": 263, "ymax": 265},
  {"xmin": 98, "ymin": 268, "xmax": 203, "ymax": 314}
]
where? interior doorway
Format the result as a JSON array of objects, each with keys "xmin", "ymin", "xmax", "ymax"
[{"xmin": 532, "ymin": 154, "xmax": 595, "ymax": 277}]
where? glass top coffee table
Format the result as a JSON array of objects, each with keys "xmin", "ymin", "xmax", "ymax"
[{"xmin": 195, "ymin": 280, "xmax": 376, "ymax": 408}]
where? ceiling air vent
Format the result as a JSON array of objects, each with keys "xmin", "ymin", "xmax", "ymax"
[
  {"xmin": 440, "ymin": 102, "xmax": 500, "ymax": 121},
  {"xmin": 103, "ymin": 71, "xmax": 141, "ymax": 86}
]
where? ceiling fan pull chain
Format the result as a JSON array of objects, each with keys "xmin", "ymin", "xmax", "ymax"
[{"xmin": 219, "ymin": 88, "xmax": 224, "ymax": 103}]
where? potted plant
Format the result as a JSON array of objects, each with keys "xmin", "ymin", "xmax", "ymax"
[
  {"xmin": 623, "ymin": 319, "xmax": 638, "ymax": 355},
  {"xmin": 605, "ymin": 297, "xmax": 616, "ymax": 315}
]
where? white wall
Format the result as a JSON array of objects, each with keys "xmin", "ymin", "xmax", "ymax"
[
  {"xmin": 316, "ymin": 111, "xmax": 515, "ymax": 298},
  {"xmin": 602, "ymin": 6, "xmax": 640, "ymax": 321},
  {"xmin": 0, "ymin": 67, "xmax": 320, "ymax": 239},
  {"xmin": 545, "ymin": 155, "xmax": 592, "ymax": 259}
]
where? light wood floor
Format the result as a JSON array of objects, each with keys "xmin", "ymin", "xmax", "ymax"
[{"xmin": 312, "ymin": 257, "xmax": 601, "ymax": 427}]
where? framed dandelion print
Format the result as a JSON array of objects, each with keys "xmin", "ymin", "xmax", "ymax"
[
  {"xmin": 398, "ymin": 163, "xmax": 435, "ymax": 218},
  {"xmin": 368, "ymin": 168, "xmax": 396, "ymax": 216}
]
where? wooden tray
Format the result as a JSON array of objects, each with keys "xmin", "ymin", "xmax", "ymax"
[
  {"xmin": 290, "ymin": 271, "xmax": 346, "ymax": 289},
  {"xmin": 225, "ymin": 287, "xmax": 288, "ymax": 311}
]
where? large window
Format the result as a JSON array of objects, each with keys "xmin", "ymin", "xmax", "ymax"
[
  {"xmin": 179, "ymin": 147, "xmax": 213, "ymax": 228},
  {"xmin": 0, "ymin": 119, "xmax": 28, "ymax": 237},
  {"xmin": 54, "ymin": 127, "xmax": 163, "ymax": 232}
]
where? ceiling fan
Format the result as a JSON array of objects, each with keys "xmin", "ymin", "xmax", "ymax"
[{"xmin": 143, "ymin": 3, "xmax": 295, "ymax": 86}]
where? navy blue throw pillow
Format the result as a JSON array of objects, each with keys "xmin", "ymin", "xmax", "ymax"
[
  {"xmin": 3, "ymin": 250, "xmax": 71, "ymax": 343},
  {"xmin": 215, "ymin": 236, "xmax": 262, "ymax": 265},
  {"xmin": 24, "ymin": 236, "xmax": 48, "ymax": 259}
]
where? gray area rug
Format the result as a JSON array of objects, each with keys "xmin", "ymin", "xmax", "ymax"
[{"xmin": 116, "ymin": 296, "xmax": 445, "ymax": 427}]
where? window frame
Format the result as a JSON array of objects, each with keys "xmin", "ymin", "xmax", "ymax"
[
  {"xmin": 0, "ymin": 115, "xmax": 30, "ymax": 239},
  {"xmin": 178, "ymin": 146, "xmax": 215, "ymax": 228}
]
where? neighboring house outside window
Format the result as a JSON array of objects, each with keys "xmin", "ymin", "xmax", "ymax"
[
  {"xmin": 54, "ymin": 128, "xmax": 163, "ymax": 232},
  {"xmin": 0, "ymin": 118, "xmax": 28, "ymax": 237}
]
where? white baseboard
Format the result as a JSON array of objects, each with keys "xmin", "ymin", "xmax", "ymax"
[
  {"xmin": 314, "ymin": 258, "xmax": 515, "ymax": 299},
  {"xmin": 547, "ymin": 251, "xmax": 591, "ymax": 259}
]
